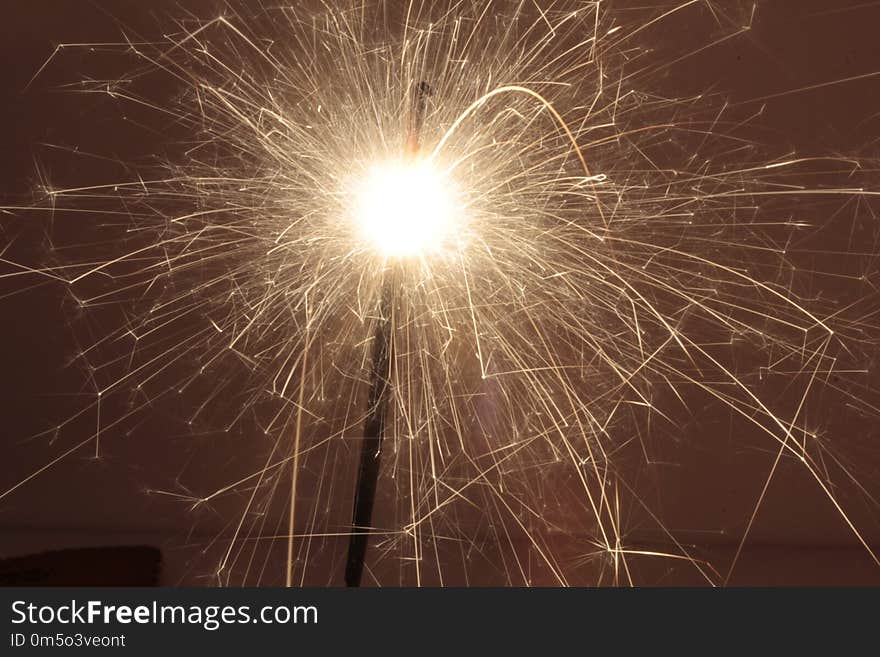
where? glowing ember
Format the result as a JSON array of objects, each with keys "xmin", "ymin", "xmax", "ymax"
[{"xmin": 354, "ymin": 161, "xmax": 460, "ymax": 257}]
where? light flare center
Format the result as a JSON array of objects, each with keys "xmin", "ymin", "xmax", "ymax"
[{"xmin": 355, "ymin": 160, "xmax": 460, "ymax": 257}]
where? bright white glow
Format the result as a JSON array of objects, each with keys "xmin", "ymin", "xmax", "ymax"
[{"xmin": 355, "ymin": 160, "xmax": 459, "ymax": 257}]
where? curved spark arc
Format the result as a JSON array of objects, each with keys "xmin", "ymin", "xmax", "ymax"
[{"xmin": 1, "ymin": 0, "xmax": 879, "ymax": 586}]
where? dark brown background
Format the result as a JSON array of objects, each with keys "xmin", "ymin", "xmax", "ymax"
[{"xmin": 1, "ymin": 1, "xmax": 879, "ymax": 585}]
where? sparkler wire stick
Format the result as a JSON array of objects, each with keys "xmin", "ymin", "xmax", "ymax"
[{"xmin": 344, "ymin": 81, "xmax": 431, "ymax": 587}]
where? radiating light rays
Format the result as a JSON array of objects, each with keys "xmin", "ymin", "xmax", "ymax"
[{"xmin": 1, "ymin": 0, "xmax": 879, "ymax": 586}]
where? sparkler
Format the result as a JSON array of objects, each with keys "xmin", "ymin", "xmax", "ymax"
[
  {"xmin": 346, "ymin": 81, "xmax": 432, "ymax": 587},
  {"xmin": 2, "ymin": 0, "xmax": 879, "ymax": 586}
]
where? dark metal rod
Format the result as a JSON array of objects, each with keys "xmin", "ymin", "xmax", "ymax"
[
  {"xmin": 344, "ymin": 81, "xmax": 431, "ymax": 587},
  {"xmin": 344, "ymin": 276, "xmax": 393, "ymax": 587}
]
